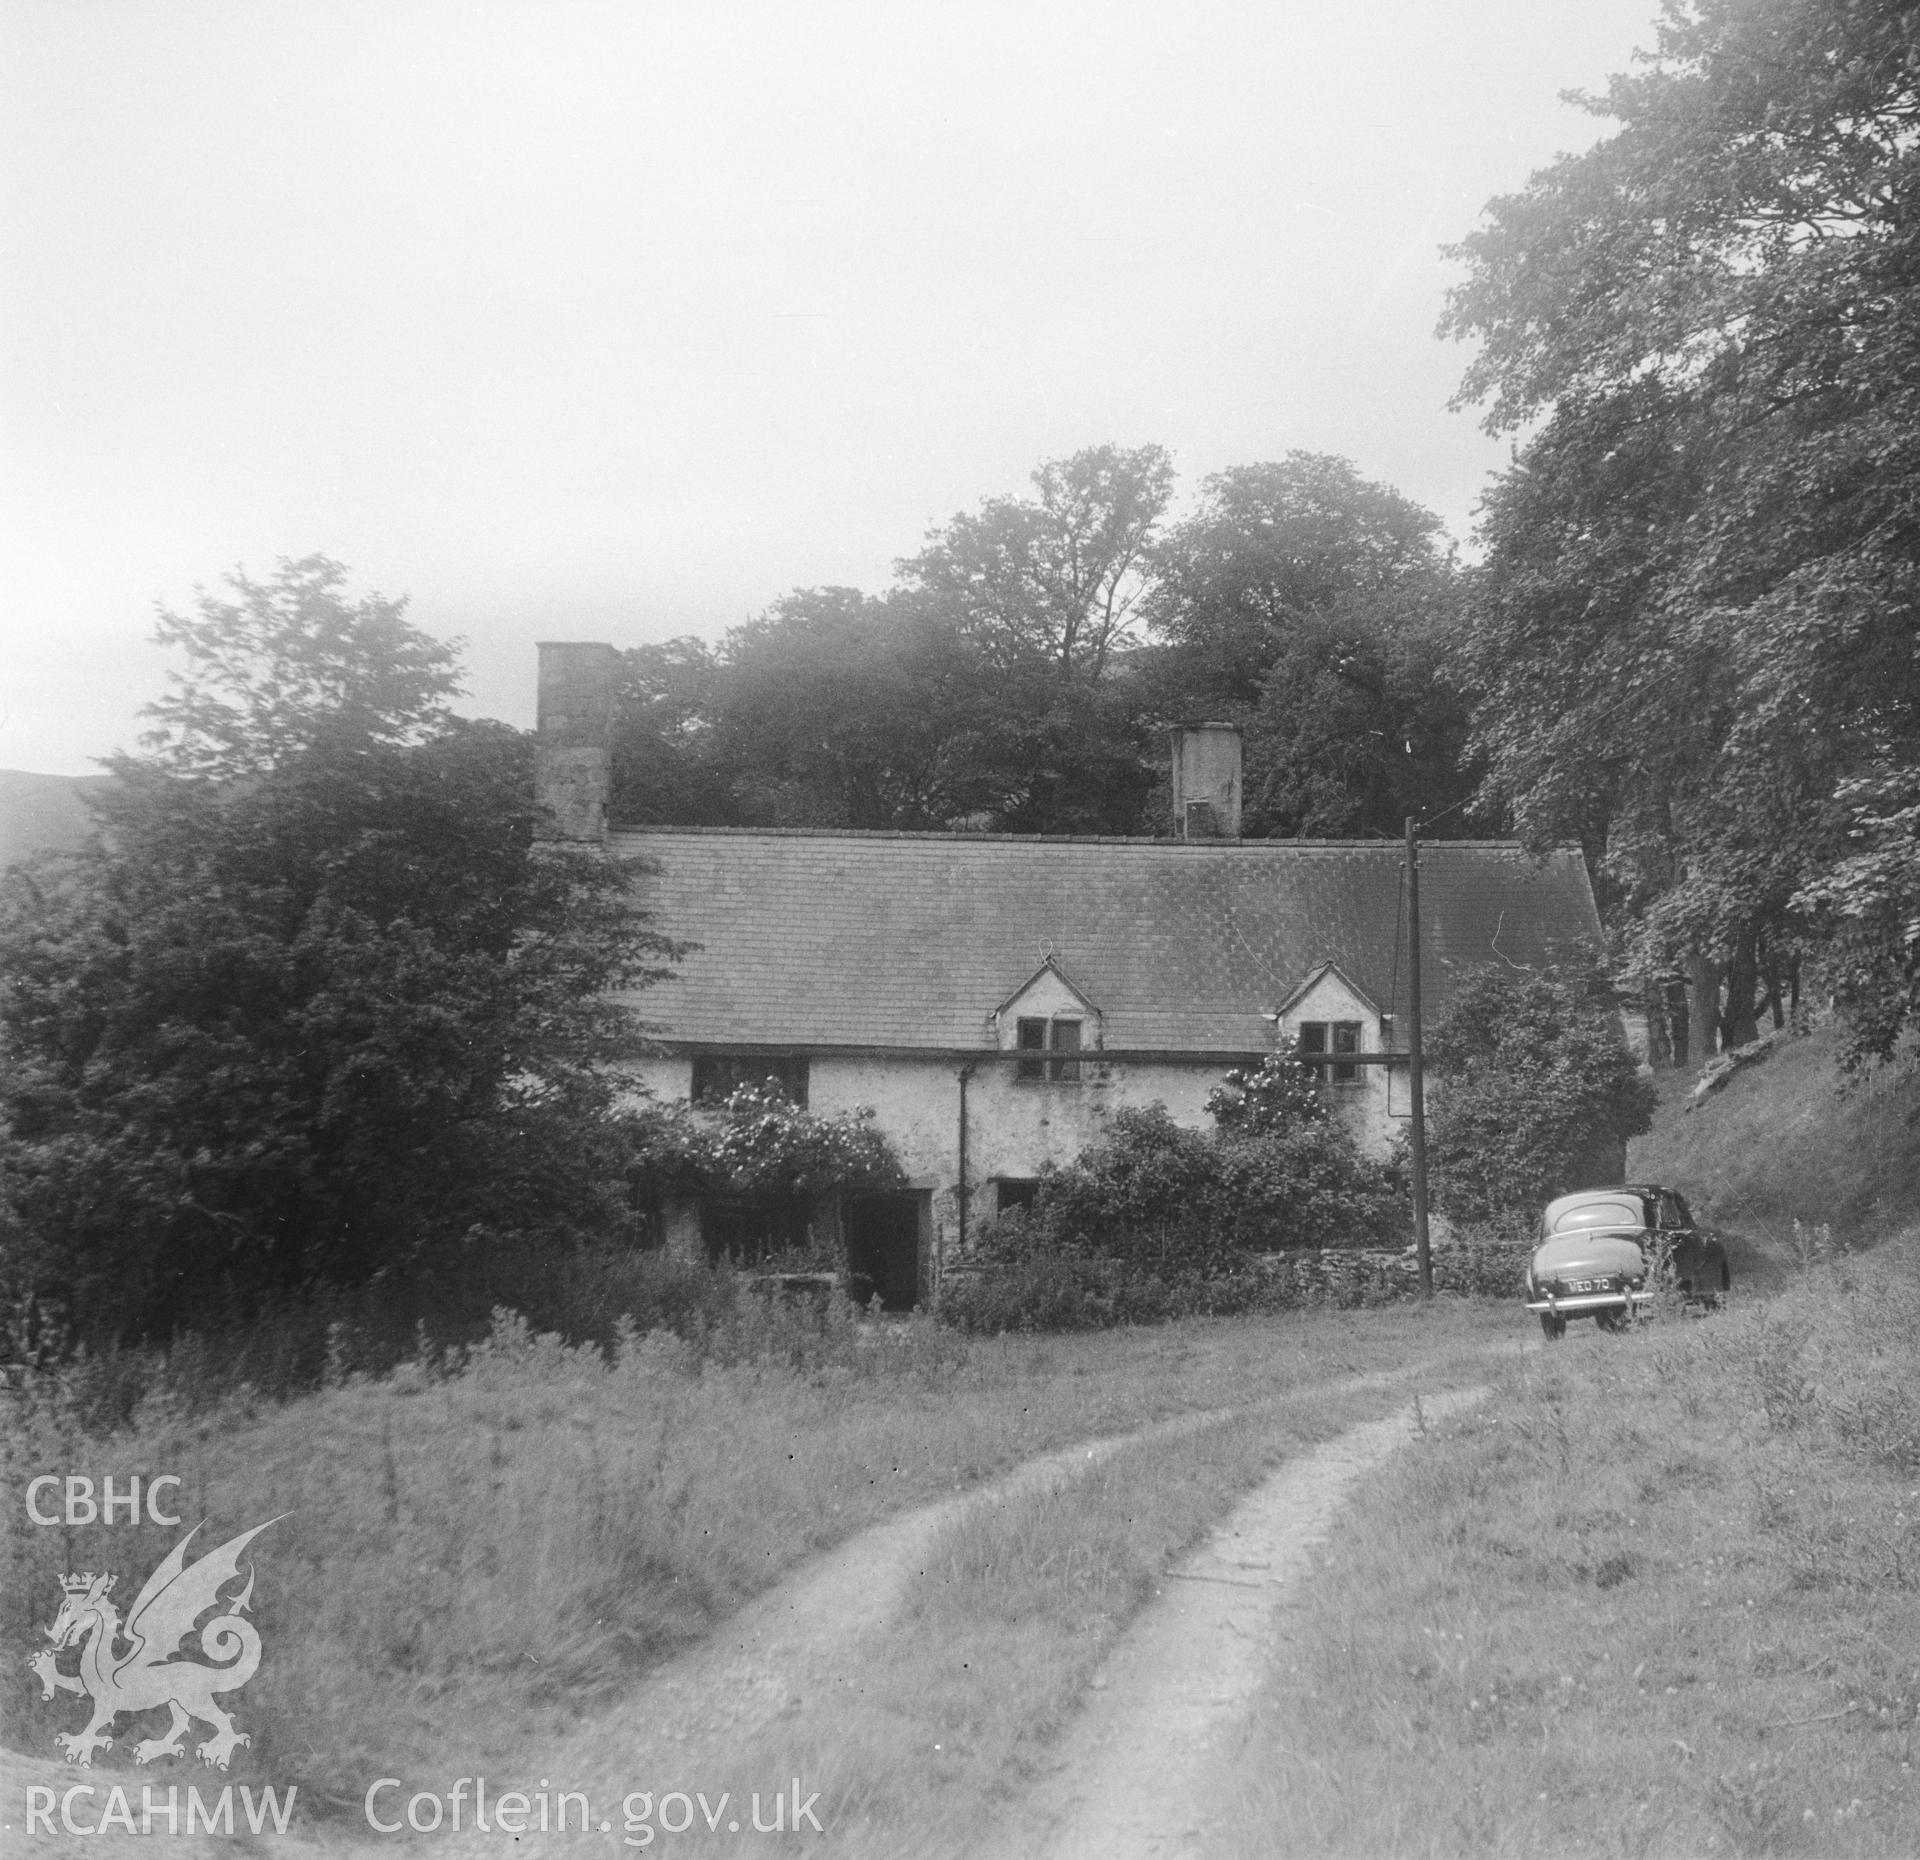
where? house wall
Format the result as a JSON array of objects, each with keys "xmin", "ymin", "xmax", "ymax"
[
  {"xmin": 1272, "ymin": 968, "xmax": 1406, "ymax": 1155},
  {"xmin": 629, "ymin": 1051, "xmax": 1230, "ymax": 1271}
]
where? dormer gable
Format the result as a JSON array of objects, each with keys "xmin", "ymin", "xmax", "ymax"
[
  {"xmin": 992, "ymin": 957, "xmax": 1101, "ymax": 1051},
  {"xmin": 1270, "ymin": 960, "xmax": 1387, "ymax": 1082},
  {"xmin": 1272, "ymin": 960, "xmax": 1380, "ymax": 1023}
]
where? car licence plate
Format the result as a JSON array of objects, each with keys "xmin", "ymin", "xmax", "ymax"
[{"xmin": 1566, "ymin": 1278, "xmax": 1603, "ymax": 1293}]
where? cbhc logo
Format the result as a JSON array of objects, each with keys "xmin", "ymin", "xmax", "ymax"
[{"xmin": 26, "ymin": 1476, "xmax": 184, "ymax": 1526}]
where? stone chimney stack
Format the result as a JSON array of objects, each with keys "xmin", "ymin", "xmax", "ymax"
[
  {"xmin": 1170, "ymin": 723, "xmax": 1243, "ymax": 840},
  {"xmin": 535, "ymin": 642, "xmax": 617, "ymax": 843}
]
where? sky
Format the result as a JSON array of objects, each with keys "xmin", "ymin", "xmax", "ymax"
[{"xmin": 2, "ymin": 0, "xmax": 1665, "ymax": 777}]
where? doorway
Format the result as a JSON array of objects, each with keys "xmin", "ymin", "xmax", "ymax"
[{"xmin": 843, "ymin": 1191, "xmax": 927, "ymax": 1312}]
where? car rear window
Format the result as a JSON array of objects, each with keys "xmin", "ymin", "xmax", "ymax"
[{"xmin": 1551, "ymin": 1199, "xmax": 1650, "ymax": 1233}]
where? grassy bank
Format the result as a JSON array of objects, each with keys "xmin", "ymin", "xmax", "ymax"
[
  {"xmin": 1629, "ymin": 1024, "xmax": 1920, "ymax": 1263},
  {"xmin": 1209, "ymin": 1234, "xmax": 1920, "ymax": 1858},
  {"xmin": 3, "ymin": 1293, "xmax": 1509, "ymax": 1813}
]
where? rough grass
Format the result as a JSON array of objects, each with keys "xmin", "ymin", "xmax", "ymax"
[
  {"xmin": 1207, "ymin": 1232, "xmax": 1920, "ymax": 1858},
  {"xmin": 1630, "ymin": 1024, "xmax": 1920, "ymax": 1263},
  {"xmin": 2, "ymin": 1292, "xmax": 1509, "ymax": 1815},
  {"xmin": 567, "ymin": 1307, "xmax": 1514, "ymax": 1859}
]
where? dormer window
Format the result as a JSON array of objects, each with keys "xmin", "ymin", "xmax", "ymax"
[
  {"xmin": 1016, "ymin": 1016, "xmax": 1082, "ymax": 1084},
  {"xmin": 997, "ymin": 958, "xmax": 1098, "ymax": 1080},
  {"xmin": 1299, "ymin": 1020, "xmax": 1361, "ymax": 1085}
]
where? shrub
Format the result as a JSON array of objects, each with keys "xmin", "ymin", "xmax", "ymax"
[
  {"xmin": 940, "ymin": 1249, "xmax": 1116, "ymax": 1334},
  {"xmin": 1426, "ymin": 963, "xmax": 1656, "ymax": 1223},
  {"xmin": 1037, "ymin": 1101, "xmax": 1404, "ymax": 1267},
  {"xmin": 1206, "ymin": 1048, "xmax": 1330, "ymax": 1136},
  {"xmin": 1425, "ymin": 1222, "xmax": 1533, "ymax": 1298},
  {"xmin": 950, "ymin": 1085, "xmax": 1409, "ymax": 1330},
  {"xmin": 1210, "ymin": 1124, "xmax": 1406, "ymax": 1251},
  {"xmin": 1034, "ymin": 1108, "xmax": 1225, "ymax": 1274},
  {"xmin": 940, "ymin": 1221, "xmax": 1290, "ymax": 1333}
]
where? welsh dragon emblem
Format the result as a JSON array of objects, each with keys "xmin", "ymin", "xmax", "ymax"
[{"xmin": 27, "ymin": 1518, "xmax": 283, "ymax": 1770}]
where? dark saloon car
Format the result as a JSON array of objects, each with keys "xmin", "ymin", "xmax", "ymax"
[{"xmin": 1525, "ymin": 1185, "xmax": 1730, "ymax": 1340}]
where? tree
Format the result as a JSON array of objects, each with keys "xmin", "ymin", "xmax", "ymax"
[
  {"xmin": 139, "ymin": 554, "xmax": 463, "ymax": 781},
  {"xmin": 705, "ymin": 588, "xmax": 981, "ymax": 829},
  {"xmin": 1146, "ymin": 454, "xmax": 1452, "ymax": 706},
  {"xmin": 1425, "ymin": 966, "xmax": 1656, "ymax": 1225},
  {"xmin": 1143, "ymin": 453, "xmax": 1476, "ymax": 836},
  {"xmin": 1234, "ymin": 591, "xmax": 1480, "ymax": 839},
  {"xmin": 1793, "ymin": 766, "xmax": 1920, "ymax": 1068},
  {"xmin": 608, "ymin": 637, "xmax": 739, "ymax": 827},
  {"xmin": 1443, "ymin": 0, "xmax": 1920, "ymax": 1053},
  {"xmin": 602, "ymin": 443, "xmax": 1470, "ymax": 840},
  {"xmin": 0, "ymin": 560, "xmax": 677, "ymax": 1339},
  {"xmin": 606, "ymin": 447, "xmax": 1174, "ymax": 837},
  {"xmin": 901, "ymin": 443, "xmax": 1175, "ymax": 683}
]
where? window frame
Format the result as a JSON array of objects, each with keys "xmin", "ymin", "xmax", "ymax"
[
  {"xmin": 995, "ymin": 1178, "xmax": 1041, "ymax": 1214},
  {"xmin": 1014, "ymin": 1015, "xmax": 1083, "ymax": 1084},
  {"xmin": 690, "ymin": 1053, "xmax": 810, "ymax": 1108},
  {"xmin": 1297, "ymin": 1019, "xmax": 1364, "ymax": 1086}
]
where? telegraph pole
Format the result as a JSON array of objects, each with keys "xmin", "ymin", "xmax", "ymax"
[{"xmin": 1405, "ymin": 816, "xmax": 1433, "ymax": 1296}]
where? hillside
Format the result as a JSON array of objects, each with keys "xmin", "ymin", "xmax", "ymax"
[
  {"xmin": 1627, "ymin": 1020, "xmax": 1920, "ymax": 1287},
  {"xmin": 0, "ymin": 768, "xmax": 107, "ymax": 869}
]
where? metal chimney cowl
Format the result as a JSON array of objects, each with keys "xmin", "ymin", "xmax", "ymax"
[
  {"xmin": 535, "ymin": 642, "xmax": 616, "ymax": 843},
  {"xmin": 1170, "ymin": 723, "xmax": 1243, "ymax": 839}
]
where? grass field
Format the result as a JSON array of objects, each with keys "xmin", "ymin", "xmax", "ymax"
[
  {"xmin": 2, "ymin": 1293, "xmax": 1509, "ymax": 1814},
  {"xmin": 614, "ymin": 1320, "xmax": 1512, "ymax": 1859},
  {"xmin": 12, "ymin": 1026, "xmax": 1919, "ymax": 1855},
  {"xmin": 1206, "ymin": 1235, "xmax": 1920, "ymax": 1858}
]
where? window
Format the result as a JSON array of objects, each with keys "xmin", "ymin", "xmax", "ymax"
[
  {"xmin": 1298, "ymin": 1020, "xmax": 1362, "ymax": 1084},
  {"xmin": 1015, "ymin": 1016, "xmax": 1082, "ymax": 1083},
  {"xmin": 700, "ymin": 1195, "xmax": 811, "ymax": 1266},
  {"xmin": 691, "ymin": 1053, "xmax": 809, "ymax": 1107},
  {"xmin": 996, "ymin": 1178, "xmax": 1041, "ymax": 1214},
  {"xmin": 1551, "ymin": 1199, "xmax": 1646, "ymax": 1234}
]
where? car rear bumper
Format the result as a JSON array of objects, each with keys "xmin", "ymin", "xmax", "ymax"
[{"xmin": 1525, "ymin": 1289, "xmax": 1655, "ymax": 1316}]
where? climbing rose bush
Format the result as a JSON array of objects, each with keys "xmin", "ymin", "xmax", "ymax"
[
  {"xmin": 705, "ymin": 1084, "xmax": 903, "ymax": 1199},
  {"xmin": 627, "ymin": 1083, "xmax": 903, "ymax": 1202},
  {"xmin": 1205, "ymin": 1047, "xmax": 1329, "ymax": 1135}
]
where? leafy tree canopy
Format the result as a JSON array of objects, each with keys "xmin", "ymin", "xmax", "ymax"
[
  {"xmin": 711, "ymin": 588, "xmax": 985, "ymax": 830},
  {"xmin": 1139, "ymin": 454, "xmax": 1475, "ymax": 836},
  {"xmin": 610, "ymin": 444, "xmax": 1477, "ymax": 839},
  {"xmin": 608, "ymin": 636, "xmax": 738, "ymax": 827},
  {"xmin": 0, "ymin": 559, "xmax": 677, "ymax": 1339},
  {"xmin": 139, "ymin": 554, "xmax": 463, "ymax": 781},
  {"xmin": 1444, "ymin": 0, "xmax": 1920, "ymax": 1049},
  {"xmin": 1146, "ymin": 453, "xmax": 1452, "ymax": 709},
  {"xmin": 1426, "ymin": 965, "xmax": 1657, "ymax": 1225},
  {"xmin": 1234, "ymin": 589, "xmax": 1481, "ymax": 838},
  {"xmin": 900, "ymin": 443, "xmax": 1175, "ymax": 682}
]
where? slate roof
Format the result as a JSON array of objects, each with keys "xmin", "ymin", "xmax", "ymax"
[{"xmin": 611, "ymin": 828, "xmax": 1603, "ymax": 1055}]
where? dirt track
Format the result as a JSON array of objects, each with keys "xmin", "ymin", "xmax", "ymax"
[
  {"xmin": 975, "ymin": 1386, "xmax": 1490, "ymax": 1860},
  {"xmin": 5, "ymin": 1365, "xmax": 1494, "ymax": 1857}
]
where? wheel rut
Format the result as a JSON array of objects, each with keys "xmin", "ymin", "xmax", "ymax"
[
  {"xmin": 3, "ymin": 1362, "xmax": 1488, "ymax": 1857},
  {"xmin": 974, "ymin": 1385, "xmax": 1491, "ymax": 1860}
]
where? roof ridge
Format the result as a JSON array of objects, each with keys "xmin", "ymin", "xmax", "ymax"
[{"xmin": 610, "ymin": 824, "xmax": 1561, "ymax": 851}]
